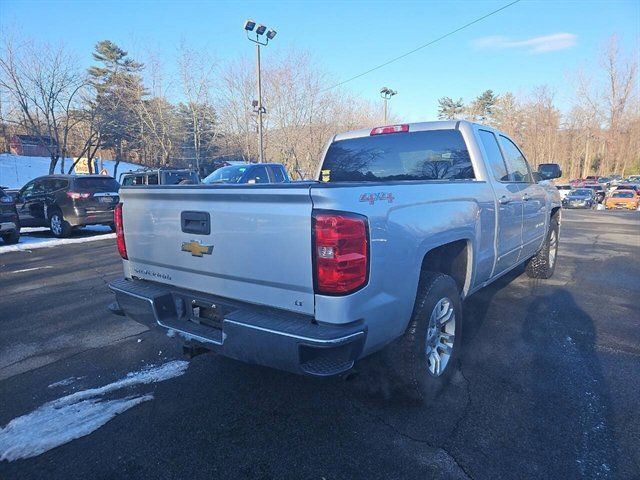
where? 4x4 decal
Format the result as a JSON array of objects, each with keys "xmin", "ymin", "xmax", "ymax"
[{"xmin": 359, "ymin": 192, "xmax": 395, "ymax": 205}]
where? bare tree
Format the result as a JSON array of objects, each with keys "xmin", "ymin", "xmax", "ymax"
[
  {"xmin": 0, "ymin": 34, "xmax": 86, "ymax": 174},
  {"xmin": 177, "ymin": 43, "xmax": 218, "ymax": 173}
]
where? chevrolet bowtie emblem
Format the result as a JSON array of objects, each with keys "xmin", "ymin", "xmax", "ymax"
[{"xmin": 181, "ymin": 240, "xmax": 213, "ymax": 257}]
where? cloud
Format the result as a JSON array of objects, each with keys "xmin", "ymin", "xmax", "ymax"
[{"xmin": 473, "ymin": 33, "xmax": 577, "ymax": 54}]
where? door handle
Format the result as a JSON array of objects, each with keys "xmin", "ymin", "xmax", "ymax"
[
  {"xmin": 499, "ymin": 196, "xmax": 510, "ymax": 205},
  {"xmin": 522, "ymin": 193, "xmax": 531, "ymax": 201}
]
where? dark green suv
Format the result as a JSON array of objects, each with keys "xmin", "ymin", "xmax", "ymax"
[{"xmin": 14, "ymin": 175, "xmax": 120, "ymax": 238}]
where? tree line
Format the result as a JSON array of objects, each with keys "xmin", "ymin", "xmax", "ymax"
[
  {"xmin": 437, "ymin": 36, "xmax": 639, "ymax": 178},
  {"xmin": 0, "ymin": 34, "xmax": 378, "ymax": 178},
  {"xmin": 1, "ymin": 32, "xmax": 637, "ymax": 180}
]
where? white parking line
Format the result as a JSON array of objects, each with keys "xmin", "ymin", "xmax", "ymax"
[{"xmin": 10, "ymin": 266, "xmax": 53, "ymax": 274}]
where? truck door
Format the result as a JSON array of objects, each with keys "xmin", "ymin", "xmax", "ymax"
[
  {"xmin": 477, "ymin": 129, "xmax": 523, "ymax": 275},
  {"xmin": 498, "ymin": 135, "xmax": 547, "ymax": 262}
]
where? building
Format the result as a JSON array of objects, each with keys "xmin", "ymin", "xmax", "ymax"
[{"xmin": 9, "ymin": 134, "xmax": 57, "ymax": 157}]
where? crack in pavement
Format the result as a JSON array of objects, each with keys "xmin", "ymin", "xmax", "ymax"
[{"xmin": 340, "ymin": 387, "xmax": 474, "ymax": 479}]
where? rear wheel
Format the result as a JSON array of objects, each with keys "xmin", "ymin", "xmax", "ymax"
[
  {"xmin": 525, "ymin": 216, "xmax": 559, "ymax": 279},
  {"xmin": 384, "ymin": 272, "xmax": 462, "ymax": 403},
  {"xmin": 2, "ymin": 229, "xmax": 20, "ymax": 244},
  {"xmin": 49, "ymin": 210, "xmax": 71, "ymax": 238}
]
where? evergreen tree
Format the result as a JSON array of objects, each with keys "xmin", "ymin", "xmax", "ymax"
[
  {"xmin": 88, "ymin": 40, "xmax": 145, "ymax": 175},
  {"xmin": 470, "ymin": 90, "xmax": 498, "ymax": 123},
  {"xmin": 437, "ymin": 97, "xmax": 465, "ymax": 120}
]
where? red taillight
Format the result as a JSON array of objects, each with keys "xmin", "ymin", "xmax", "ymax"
[
  {"xmin": 370, "ymin": 124, "xmax": 409, "ymax": 136},
  {"xmin": 114, "ymin": 203, "xmax": 127, "ymax": 259},
  {"xmin": 313, "ymin": 211, "xmax": 368, "ymax": 295},
  {"xmin": 66, "ymin": 192, "xmax": 91, "ymax": 199}
]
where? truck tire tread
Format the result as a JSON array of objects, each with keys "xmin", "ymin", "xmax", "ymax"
[
  {"xmin": 385, "ymin": 271, "xmax": 463, "ymax": 404},
  {"xmin": 525, "ymin": 216, "xmax": 559, "ymax": 279}
]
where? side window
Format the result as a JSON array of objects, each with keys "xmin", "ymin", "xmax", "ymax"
[
  {"xmin": 41, "ymin": 179, "xmax": 55, "ymax": 193},
  {"xmin": 21, "ymin": 180, "xmax": 37, "ymax": 197},
  {"xmin": 246, "ymin": 166, "xmax": 269, "ymax": 184},
  {"xmin": 32, "ymin": 180, "xmax": 47, "ymax": 194},
  {"xmin": 270, "ymin": 166, "xmax": 286, "ymax": 183},
  {"xmin": 147, "ymin": 174, "xmax": 159, "ymax": 185},
  {"xmin": 122, "ymin": 176, "xmax": 133, "ymax": 186},
  {"xmin": 478, "ymin": 130, "xmax": 509, "ymax": 182},
  {"xmin": 54, "ymin": 179, "xmax": 68, "ymax": 191},
  {"xmin": 499, "ymin": 136, "xmax": 532, "ymax": 183},
  {"xmin": 45, "ymin": 179, "xmax": 67, "ymax": 192}
]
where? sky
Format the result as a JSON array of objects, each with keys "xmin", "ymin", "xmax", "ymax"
[{"xmin": 1, "ymin": 0, "xmax": 638, "ymax": 122}]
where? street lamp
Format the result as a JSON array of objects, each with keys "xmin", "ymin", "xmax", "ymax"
[
  {"xmin": 244, "ymin": 19, "xmax": 277, "ymax": 163},
  {"xmin": 380, "ymin": 86, "xmax": 397, "ymax": 124}
]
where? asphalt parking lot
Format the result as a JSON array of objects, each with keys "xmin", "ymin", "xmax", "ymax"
[{"xmin": 0, "ymin": 209, "xmax": 638, "ymax": 479}]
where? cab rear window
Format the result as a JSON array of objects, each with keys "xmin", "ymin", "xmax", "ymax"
[
  {"xmin": 74, "ymin": 177, "xmax": 119, "ymax": 191},
  {"xmin": 320, "ymin": 129, "xmax": 474, "ymax": 182}
]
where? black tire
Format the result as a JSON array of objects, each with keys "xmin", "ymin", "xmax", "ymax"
[
  {"xmin": 525, "ymin": 215, "xmax": 559, "ymax": 279},
  {"xmin": 2, "ymin": 229, "xmax": 20, "ymax": 245},
  {"xmin": 383, "ymin": 271, "xmax": 463, "ymax": 403},
  {"xmin": 49, "ymin": 209, "xmax": 72, "ymax": 238}
]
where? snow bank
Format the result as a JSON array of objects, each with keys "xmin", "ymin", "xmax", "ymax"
[
  {"xmin": 0, "ymin": 360, "xmax": 189, "ymax": 461},
  {"xmin": 0, "ymin": 226, "xmax": 115, "ymax": 255},
  {"xmin": 0, "ymin": 153, "xmax": 141, "ymax": 189}
]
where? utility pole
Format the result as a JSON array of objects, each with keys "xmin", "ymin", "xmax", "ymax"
[
  {"xmin": 380, "ymin": 87, "xmax": 397, "ymax": 124},
  {"xmin": 244, "ymin": 20, "xmax": 277, "ymax": 163},
  {"xmin": 256, "ymin": 41, "xmax": 264, "ymax": 163}
]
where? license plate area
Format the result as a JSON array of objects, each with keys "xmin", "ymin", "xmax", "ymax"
[{"xmin": 190, "ymin": 299, "xmax": 224, "ymax": 329}]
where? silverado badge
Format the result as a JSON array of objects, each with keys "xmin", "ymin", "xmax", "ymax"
[{"xmin": 181, "ymin": 240, "xmax": 213, "ymax": 257}]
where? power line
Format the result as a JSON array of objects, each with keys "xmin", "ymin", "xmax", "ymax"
[{"xmin": 320, "ymin": 0, "xmax": 521, "ymax": 92}]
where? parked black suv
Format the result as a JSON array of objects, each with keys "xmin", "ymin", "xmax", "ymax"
[
  {"xmin": 14, "ymin": 175, "xmax": 120, "ymax": 238},
  {"xmin": 0, "ymin": 186, "xmax": 20, "ymax": 244}
]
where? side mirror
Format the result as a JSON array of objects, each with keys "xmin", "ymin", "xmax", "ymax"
[{"xmin": 537, "ymin": 163, "xmax": 562, "ymax": 180}]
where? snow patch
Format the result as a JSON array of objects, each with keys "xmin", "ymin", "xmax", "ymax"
[
  {"xmin": 0, "ymin": 231, "xmax": 115, "ymax": 255},
  {"xmin": 0, "ymin": 360, "xmax": 188, "ymax": 461},
  {"xmin": 0, "ymin": 153, "xmax": 140, "ymax": 189}
]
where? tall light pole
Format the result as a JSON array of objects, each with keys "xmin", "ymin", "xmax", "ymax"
[
  {"xmin": 244, "ymin": 19, "xmax": 277, "ymax": 163},
  {"xmin": 380, "ymin": 87, "xmax": 397, "ymax": 124}
]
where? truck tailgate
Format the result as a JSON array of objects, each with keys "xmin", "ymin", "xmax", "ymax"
[{"xmin": 120, "ymin": 186, "xmax": 315, "ymax": 315}]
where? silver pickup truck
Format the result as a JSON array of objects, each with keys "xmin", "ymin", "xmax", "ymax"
[{"xmin": 109, "ymin": 120, "xmax": 562, "ymax": 400}]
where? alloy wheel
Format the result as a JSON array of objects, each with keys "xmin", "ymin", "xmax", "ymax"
[
  {"xmin": 549, "ymin": 228, "xmax": 558, "ymax": 268},
  {"xmin": 425, "ymin": 297, "xmax": 456, "ymax": 377},
  {"xmin": 51, "ymin": 214, "xmax": 62, "ymax": 236}
]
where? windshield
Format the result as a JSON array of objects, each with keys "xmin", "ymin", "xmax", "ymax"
[
  {"xmin": 203, "ymin": 165, "xmax": 248, "ymax": 184},
  {"xmin": 73, "ymin": 177, "xmax": 119, "ymax": 191},
  {"xmin": 571, "ymin": 189, "xmax": 591, "ymax": 196},
  {"xmin": 320, "ymin": 130, "xmax": 474, "ymax": 182},
  {"xmin": 612, "ymin": 191, "xmax": 634, "ymax": 198}
]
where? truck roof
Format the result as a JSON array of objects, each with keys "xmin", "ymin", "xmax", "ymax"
[{"xmin": 332, "ymin": 120, "xmax": 483, "ymax": 142}]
